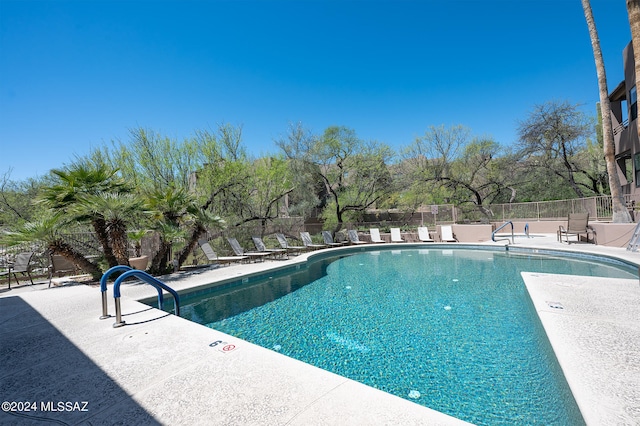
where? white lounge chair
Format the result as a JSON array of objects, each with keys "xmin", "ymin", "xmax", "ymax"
[
  {"xmin": 390, "ymin": 228, "xmax": 404, "ymax": 243},
  {"xmin": 369, "ymin": 228, "xmax": 386, "ymax": 243},
  {"xmin": 440, "ymin": 225, "xmax": 457, "ymax": 242},
  {"xmin": 417, "ymin": 226, "xmax": 434, "ymax": 242}
]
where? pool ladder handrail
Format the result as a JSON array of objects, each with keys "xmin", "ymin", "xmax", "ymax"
[
  {"xmin": 492, "ymin": 220, "xmax": 514, "ymax": 244},
  {"xmin": 99, "ymin": 265, "xmax": 180, "ymax": 328}
]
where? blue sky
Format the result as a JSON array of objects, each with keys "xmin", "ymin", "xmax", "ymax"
[{"xmin": 0, "ymin": 0, "xmax": 633, "ymax": 181}]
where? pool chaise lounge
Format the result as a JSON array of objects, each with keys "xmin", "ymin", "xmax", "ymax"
[
  {"xmin": 347, "ymin": 230, "xmax": 367, "ymax": 245},
  {"xmin": 440, "ymin": 225, "xmax": 457, "ymax": 242},
  {"xmin": 227, "ymin": 237, "xmax": 272, "ymax": 262},
  {"xmin": 369, "ymin": 228, "xmax": 386, "ymax": 243},
  {"xmin": 390, "ymin": 227, "xmax": 404, "ymax": 243},
  {"xmin": 300, "ymin": 232, "xmax": 326, "ymax": 250},
  {"xmin": 275, "ymin": 233, "xmax": 307, "ymax": 254},
  {"xmin": 417, "ymin": 226, "xmax": 434, "ymax": 242},
  {"xmin": 321, "ymin": 230, "xmax": 346, "ymax": 247},
  {"xmin": 198, "ymin": 239, "xmax": 248, "ymax": 264},
  {"xmin": 252, "ymin": 236, "xmax": 288, "ymax": 259}
]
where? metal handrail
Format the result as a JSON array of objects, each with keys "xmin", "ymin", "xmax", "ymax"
[
  {"xmin": 492, "ymin": 220, "xmax": 514, "ymax": 244},
  {"xmin": 99, "ymin": 266, "xmax": 180, "ymax": 327},
  {"xmin": 100, "ymin": 265, "xmax": 133, "ymax": 319},
  {"xmin": 112, "ymin": 270, "xmax": 180, "ymax": 328}
]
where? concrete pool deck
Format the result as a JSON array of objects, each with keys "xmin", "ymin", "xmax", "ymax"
[{"xmin": 0, "ymin": 235, "xmax": 638, "ymax": 425}]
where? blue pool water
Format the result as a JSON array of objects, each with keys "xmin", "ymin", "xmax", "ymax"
[{"xmin": 166, "ymin": 247, "xmax": 637, "ymax": 425}]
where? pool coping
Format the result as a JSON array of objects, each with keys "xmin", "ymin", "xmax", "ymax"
[
  {"xmin": 522, "ymin": 272, "xmax": 640, "ymax": 425},
  {"xmin": 1, "ymin": 235, "xmax": 639, "ymax": 424}
]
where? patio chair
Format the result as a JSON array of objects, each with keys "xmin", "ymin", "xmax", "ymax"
[
  {"xmin": 347, "ymin": 230, "xmax": 367, "ymax": 245},
  {"xmin": 199, "ymin": 240, "xmax": 248, "ymax": 265},
  {"xmin": 275, "ymin": 233, "xmax": 307, "ymax": 254},
  {"xmin": 321, "ymin": 231, "xmax": 345, "ymax": 247},
  {"xmin": 300, "ymin": 232, "xmax": 326, "ymax": 250},
  {"xmin": 440, "ymin": 225, "xmax": 457, "ymax": 242},
  {"xmin": 252, "ymin": 236, "xmax": 287, "ymax": 259},
  {"xmin": 227, "ymin": 238, "xmax": 272, "ymax": 262},
  {"xmin": 390, "ymin": 228, "xmax": 404, "ymax": 243},
  {"xmin": 48, "ymin": 254, "xmax": 81, "ymax": 288},
  {"xmin": 0, "ymin": 252, "xmax": 35, "ymax": 290},
  {"xmin": 417, "ymin": 226, "xmax": 434, "ymax": 242},
  {"xmin": 369, "ymin": 228, "xmax": 386, "ymax": 243},
  {"xmin": 558, "ymin": 213, "xmax": 593, "ymax": 244}
]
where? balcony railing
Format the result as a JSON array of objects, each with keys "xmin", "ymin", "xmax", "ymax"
[{"xmin": 613, "ymin": 119, "xmax": 629, "ymax": 135}]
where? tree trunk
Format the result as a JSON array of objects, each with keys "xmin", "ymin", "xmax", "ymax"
[
  {"xmin": 583, "ymin": 0, "xmax": 632, "ymax": 223},
  {"xmin": 108, "ymin": 220, "xmax": 130, "ymax": 266},
  {"xmin": 149, "ymin": 240, "xmax": 171, "ymax": 275},
  {"xmin": 92, "ymin": 217, "xmax": 119, "ymax": 266},
  {"xmin": 334, "ymin": 205, "xmax": 344, "ymax": 234},
  {"xmin": 176, "ymin": 223, "xmax": 206, "ymax": 268},
  {"xmin": 628, "ymin": 0, "xmax": 640, "ymax": 216}
]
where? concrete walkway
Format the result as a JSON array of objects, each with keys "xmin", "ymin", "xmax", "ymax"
[{"xmin": 1, "ymin": 236, "xmax": 639, "ymax": 425}]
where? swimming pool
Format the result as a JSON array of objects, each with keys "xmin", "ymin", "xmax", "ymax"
[{"xmin": 156, "ymin": 246, "xmax": 637, "ymax": 425}]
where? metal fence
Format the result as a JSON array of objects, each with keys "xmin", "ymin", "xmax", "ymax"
[
  {"xmin": 491, "ymin": 198, "xmax": 600, "ymax": 222},
  {"xmin": 329, "ymin": 195, "xmax": 640, "ymax": 231},
  {"xmin": 3, "ymin": 194, "xmax": 637, "ymax": 274},
  {"xmin": 486, "ymin": 195, "xmax": 639, "ymax": 222},
  {"xmin": 0, "ymin": 231, "xmax": 103, "ymax": 277}
]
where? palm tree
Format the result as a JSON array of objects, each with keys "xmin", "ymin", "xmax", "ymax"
[
  {"xmin": 582, "ymin": 0, "xmax": 632, "ymax": 222},
  {"xmin": 144, "ymin": 186, "xmax": 225, "ymax": 274},
  {"xmin": 2, "ymin": 213, "xmax": 102, "ymax": 279},
  {"xmin": 76, "ymin": 193, "xmax": 142, "ymax": 265},
  {"xmin": 175, "ymin": 207, "xmax": 225, "ymax": 268},
  {"xmin": 149, "ymin": 221, "xmax": 185, "ymax": 275},
  {"xmin": 144, "ymin": 186, "xmax": 192, "ymax": 274},
  {"xmin": 38, "ymin": 162, "xmax": 135, "ymax": 266}
]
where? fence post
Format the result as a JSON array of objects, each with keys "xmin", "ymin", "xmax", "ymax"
[{"xmin": 588, "ymin": 197, "xmax": 597, "ymax": 220}]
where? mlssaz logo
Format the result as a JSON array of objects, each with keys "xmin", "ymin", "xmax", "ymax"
[{"xmin": 41, "ymin": 401, "xmax": 89, "ymax": 412}]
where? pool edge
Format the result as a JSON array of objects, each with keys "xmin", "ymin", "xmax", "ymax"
[{"xmin": 522, "ymin": 272, "xmax": 640, "ymax": 426}]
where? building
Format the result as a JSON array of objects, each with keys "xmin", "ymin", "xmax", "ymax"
[{"xmin": 608, "ymin": 41, "xmax": 640, "ymax": 199}]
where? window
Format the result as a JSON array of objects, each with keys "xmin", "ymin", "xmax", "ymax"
[
  {"xmin": 625, "ymin": 156, "xmax": 634, "ymax": 184},
  {"xmin": 630, "ymin": 86, "xmax": 637, "ymax": 122},
  {"xmin": 617, "ymin": 154, "xmax": 634, "ymax": 185}
]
